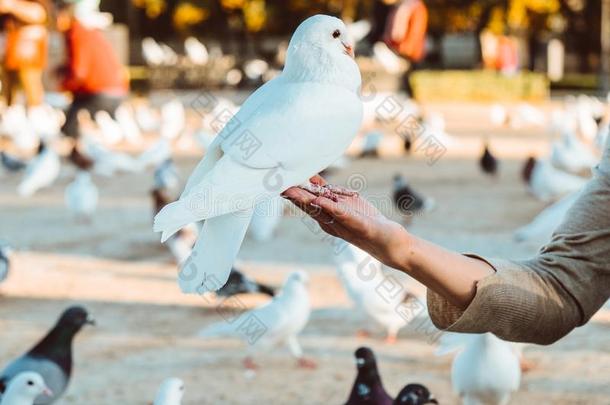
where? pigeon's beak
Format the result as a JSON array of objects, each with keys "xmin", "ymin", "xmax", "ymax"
[
  {"xmin": 42, "ymin": 387, "xmax": 53, "ymax": 397},
  {"xmin": 86, "ymin": 316, "xmax": 96, "ymax": 326},
  {"xmin": 342, "ymin": 42, "xmax": 354, "ymax": 58}
]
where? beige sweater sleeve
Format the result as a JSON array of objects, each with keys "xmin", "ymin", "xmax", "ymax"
[{"xmin": 427, "ymin": 146, "xmax": 610, "ymax": 345}]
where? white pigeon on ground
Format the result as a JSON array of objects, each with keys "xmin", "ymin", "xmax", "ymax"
[
  {"xmin": 27, "ymin": 105, "xmax": 62, "ymax": 142},
  {"xmin": 142, "ymin": 37, "xmax": 165, "ymax": 66},
  {"xmin": 17, "ymin": 144, "xmax": 60, "ymax": 197},
  {"xmin": 510, "ymin": 103, "xmax": 546, "ymax": 128},
  {"xmin": 437, "ymin": 333, "xmax": 521, "ymax": 405},
  {"xmin": 550, "ymin": 129, "xmax": 598, "ymax": 175},
  {"xmin": 0, "ymin": 105, "xmax": 38, "ymax": 151},
  {"xmin": 526, "ymin": 158, "xmax": 587, "ymax": 202},
  {"xmin": 514, "ymin": 191, "xmax": 579, "ymax": 244},
  {"xmin": 154, "ymin": 15, "xmax": 363, "ymax": 294},
  {"xmin": 135, "ymin": 103, "xmax": 160, "ymax": 132},
  {"xmin": 137, "ymin": 138, "xmax": 172, "ymax": 170},
  {"xmin": 248, "ymin": 196, "xmax": 286, "ymax": 242},
  {"xmin": 65, "ymin": 171, "xmax": 98, "ymax": 221},
  {"xmin": 198, "ymin": 271, "xmax": 313, "ymax": 369},
  {"xmin": 489, "ymin": 104, "xmax": 507, "ymax": 127},
  {"xmin": 0, "ymin": 372, "xmax": 52, "ymax": 405},
  {"xmin": 184, "ymin": 37, "xmax": 209, "ymax": 66},
  {"xmin": 94, "ymin": 111, "xmax": 123, "ymax": 144},
  {"xmin": 335, "ymin": 243, "xmax": 419, "ymax": 343},
  {"xmin": 160, "ymin": 100, "xmax": 186, "ymax": 140},
  {"xmin": 115, "ymin": 104, "xmax": 142, "ymax": 145},
  {"xmin": 153, "ymin": 378, "xmax": 184, "ymax": 405},
  {"xmin": 81, "ymin": 136, "xmax": 140, "ymax": 176}
]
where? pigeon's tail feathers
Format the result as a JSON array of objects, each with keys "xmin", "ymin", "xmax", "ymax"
[
  {"xmin": 178, "ymin": 210, "xmax": 253, "ymax": 293},
  {"xmin": 435, "ymin": 332, "xmax": 477, "ymax": 356},
  {"xmin": 198, "ymin": 320, "xmax": 237, "ymax": 338},
  {"xmin": 154, "ymin": 200, "xmax": 199, "ymax": 242}
]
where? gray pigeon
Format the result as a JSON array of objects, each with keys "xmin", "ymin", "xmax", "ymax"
[{"xmin": 0, "ymin": 307, "xmax": 95, "ymax": 404}]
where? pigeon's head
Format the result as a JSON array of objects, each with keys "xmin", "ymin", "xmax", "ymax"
[
  {"xmin": 6, "ymin": 372, "xmax": 52, "ymax": 400},
  {"xmin": 354, "ymin": 347, "xmax": 377, "ymax": 370},
  {"xmin": 154, "ymin": 377, "xmax": 185, "ymax": 404},
  {"xmin": 394, "ymin": 383, "xmax": 438, "ymax": 405},
  {"xmin": 284, "ymin": 15, "xmax": 361, "ymax": 92},
  {"xmin": 57, "ymin": 306, "xmax": 96, "ymax": 331}
]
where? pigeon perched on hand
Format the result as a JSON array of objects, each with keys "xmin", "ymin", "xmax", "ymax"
[
  {"xmin": 198, "ymin": 271, "xmax": 311, "ymax": 370},
  {"xmin": 393, "ymin": 384, "xmax": 438, "ymax": 405},
  {"xmin": 345, "ymin": 347, "xmax": 393, "ymax": 405},
  {"xmin": 0, "ymin": 307, "xmax": 95, "ymax": 405},
  {"xmin": 154, "ymin": 14, "xmax": 363, "ymax": 294},
  {"xmin": 153, "ymin": 378, "xmax": 184, "ymax": 405},
  {"xmin": 216, "ymin": 268, "xmax": 276, "ymax": 298},
  {"xmin": 0, "ymin": 372, "xmax": 52, "ymax": 405}
]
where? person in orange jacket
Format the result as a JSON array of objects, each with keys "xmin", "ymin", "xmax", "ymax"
[{"xmin": 55, "ymin": 0, "xmax": 128, "ymax": 138}]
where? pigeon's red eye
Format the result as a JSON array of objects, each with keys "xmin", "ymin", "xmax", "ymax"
[{"xmin": 332, "ymin": 30, "xmax": 341, "ymax": 39}]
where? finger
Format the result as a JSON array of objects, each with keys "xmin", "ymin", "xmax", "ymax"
[
  {"xmin": 311, "ymin": 196, "xmax": 350, "ymax": 219},
  {"xmin": 282, "ymin": 186, "xmax": 315, "ymax": 203},
  {"xmin": 310, "ymin": 175, "xmax": 327, "ymax": 186}
]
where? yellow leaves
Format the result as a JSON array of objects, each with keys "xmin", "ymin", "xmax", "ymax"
[
  {"xmin": 243, "ymin": 0, "xmax": 267, "ymax": 32},
  {"xmin": 221, "ymin": 0, "xmax": 246, "ymax": 10},
  {"xmin": 173, "ymin": 2, "xmax": 210, "ymax": 31},
  {"xmin": 507, "ymin": 0, "xmax": 561, "ymax": 28},
  {"xmin": 132, "ymin": 0, "xmax": 167, "ymax": 19}
]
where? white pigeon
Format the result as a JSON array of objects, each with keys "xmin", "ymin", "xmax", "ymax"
[
  {"xmin": 17, "ymin": 145, "xmax": 61, "ymax": 197},
  {"xmin": 0, "ymin": 105, "xmax": 38, "ymax": 151},
  {"xmin": 198, "ymin": 271, "xmax": 312, "ymax": 368},
  {"xmin": 576, "ymin": 96, "xmax": 600, "ymax": 141},
  {"xmin": 115, "ymin": 105, "xmax": 143, "ymax": 145},
  {"xmin": 184, "ymin": 37, "xmax": 209, "ymax": 65},
  {"xmin": 65, "ymin": 171, "xmax": 99, "ymax": 220},
  {"xmin": 335, "ymin": 243, "xmax": 416, "ymax": 342},
  {"xmin": 489, "ymin": 104, "xmax": 507, "ymax": 127},
  {"xmin": 94, "ymin": 111, "xmax": 124, "ymax": 144},
  {"xmin": 142, "ymin": 37, "xmax": 166, "ymax": 66},
  {"xmin": 437, "ymin": 333, "xmax": 521, "ymax": 405},
  {"xmin": 153, "ymin": 378, "xmax": 184, "ymax": 405},
  {"xmin": 510, "ymin": 103, "xmax": 546, "ymax": 128},
  {"xmin": 514, "ymin": 191, "xmax": 579, "ymax": 244},
  {"xmin": 244, "ymin": 59, "xmax": 269, "ymax": 81},
  {"xmin": 135, "ymin": 103, "xmax": 161, "ymax": 132},
  {"xmin": 550, "ymin": 129, "xmax": 598, "ymax": 175},
  {"xmin": 81, "ymin": 136, "xmax": 140, "ymax": 176},
  {"xmin": 154, "ymin": 15, "xmax": 363, "ymax": 293},
  {"xmin": 527, "ymin": 158, "xmax": 587, "ymax": 202},
  {"xmin": 137, "ymin": 138, "xmax": 172, "ymax": 170},
  {"xmin": 27, "ymin": 105, "xmax": 62, "ymax": 142},
  {"xmin": 160, "ymin": 100, "xmax": 186, "ymax": 140},
  {"xmin": 0, "ymin": 372, "xmax": 52, "ymax": 405},
  {"xmin": 248, "ymin": 196, "xmax": 286, "ymax": 242}
]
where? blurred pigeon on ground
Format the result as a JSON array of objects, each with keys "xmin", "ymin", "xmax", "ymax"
[
  {"xmin": 137, "ymin": 138, "xmax": 172, "ymax": 170},
  {"xmin": 115, "ymin": 105, "xmax": 142, "ymax": 145},
  {"xmin": 373, "ymin": 42, "xmax": 403, "ymax": 74},
  {"xmin": 0, "ymin": 244, "xmax": 11, "ymax": 284},
  {"xmin": 65, "ymin": 171, "xmax": 98, "ymax": 221},
  {"xmin": 135, "ymin": 103, "xmax": 160, "ymax": 132},
  {"xmin": 184, "ymin": 37, "xmax": 209, "ymax": 65},
  {"xmin": 514, "ymin": 191, "xmax": 579, "ymax": 244},
  {"xmin": 248, "ymin": 197, "xmax": 286, "ymax": 242},
  {"xmin": 393, "ymin": 384, "xmax": 438, "ymax": 405},
  {"xmin": 142, "ymin": 37, "xmax": 165, "ymax": 66},
  {"xmin": 160, "ymin": 100, "xmax": 186, "ymax": 140},
  {"xmin": 0, "ymin": 372, "xmax": 52, "ymax": 405},
  {"xmin": 345, "ymin": 347, "xmax": 392, "ymax": 405},
  {"xmin": 522, "ymin": 157, "xmax": 587, "ymax": 202},
  {"xmin": 153, "ymin": 378, "xmax": 184, "ymax": 405},
  {"xmin": 551, "ymin": 129, "xmax": 598, "ymax": 175},
  {"xmin": 154, "ymin": 159, "xmax": 181, "ymax": 191},
  {"xmin": 479, "ymin": 142, "xmax": 498, "ymax": 176},
  {"xmin": 154, "ymin": 15, "xmax": 363, "ymax": 294},
  {"xmin": 17, "ymin": 144, "xmax": 60, "ymax": 197},
  {"xmin": 81, "ymin": 136, "xmax": 140, "ymax": 176},
  {"xmin": 0, "ymin": 105, "xmax": 38, "ymax": 151},
  {"xmin": 489, "ymin": 104, "xmax": 508, "ymax": 127},
  {"xmin": 437, "ymin": 333, "xmax": 520, "ymax": 405},
  {"xmin": 94, "ymin": 111, "xmax": 123, "ymax": 144},
  {"xmin": 347, "ymin": 20, "xmax": 371, "ymax": 44},
  {"xmin": 67, "ymin": 146, "xmax": 94, "ymax": 172},
  {"xmin": 216, "ymin": 268, "xmax": 276, "ymax": 298},
  {"xmin": 198, "ymin": 271, "xmax": 313, "ymax": 370},
  {"xmin": 27, "ymin": 105, "xmax": 62, "ymax": 143},
  {"xmin": 393, "ymin": 174, "xmax": 435, "ymax": 217},
  {"xmin": 0, "ymin": 307, "xmax": 95, "ymax": 404},
  {"xmin": 335, "ymin": 243, "xmax": 418, "ymax": 343},
  {"xmin": 1, "ymin": 152, "xmax": 27, "ymax": 173}
]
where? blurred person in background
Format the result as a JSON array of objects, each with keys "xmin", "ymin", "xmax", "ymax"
[
  {"xmin": 383, "ymin": 0, "xmax": 428, "ymax": 95},
  {"xmin": 0, "ymin": 0, "xmax": 52, "ymax": 107},
  {"xmin": 55, "ymin": 0, "xmax": 127, "ymax": 138}
]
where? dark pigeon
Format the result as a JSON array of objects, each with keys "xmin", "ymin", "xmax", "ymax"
[
  {"xmin": 1, "ymin": 151, "xmax": 27, "ymax": 173},
  {"xmin": 345, "ymin": 347, "xmax": 393, "ymax": 405},
  {"xmin": 479, "ymin": 142, "xmax": 498, "ymax": 176},
  {"xmin": 392, "ymin": 174, "xmax": 435, "ymax": 216},
  {"xmin": 522, "ymin": 157, "xmax": 536, "ymax": 185},
  {"xmin": 0, "ymin": 245, "xmax": 10, "ymax": 284},
  {"xmin": 216, "ymin": 268, "xmax": 275, "ymax": 298},
  {"xmin": 394, "ymin": 384, "xmax": 438, "ymax": 405},
  {"xmin": 0, "ymin": 306, "xmax": 95, "ymax": 404}
]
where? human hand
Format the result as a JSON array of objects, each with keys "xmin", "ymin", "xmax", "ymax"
[{"xmin": 282, "ymin": 175, "xmax": 411, "ymax": 270}]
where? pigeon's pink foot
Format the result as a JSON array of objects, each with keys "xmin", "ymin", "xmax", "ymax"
[
  {"xmin": 356, "ymin": 329, "xmax": 372, "ymax": 339},
  {"xmin": 296, "ymin": 357, "xmax": 318, "ymax": 369},
  {"xmin": 299, "ymin": 183, "xmax": 357, "ymax": 202},
  {"xmin": 243, "ymin": 357, "xmax": 259, "ymax": 370},
  {"xmin": 384, "ymin": 334, "xmax": 398, "ymax": 345}
]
